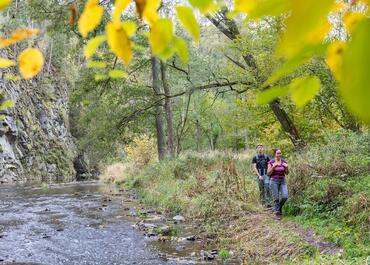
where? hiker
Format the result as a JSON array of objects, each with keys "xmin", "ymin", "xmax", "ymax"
[
  {"xmin": 252, "ymin": 144, "xmax": 272, "ymax": 208},
  {"xmin": 267, "ymin": 149, "xmax": 289, "ymax": 220}
]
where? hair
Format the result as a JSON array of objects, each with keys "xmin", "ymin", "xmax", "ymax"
[
  {"xmin": 256, "ymin": 144, "xmax": 264, "ymax": 149},
  {"xmin": 273, "ymin": 148, "xmax": 281, "ymax": 156}
]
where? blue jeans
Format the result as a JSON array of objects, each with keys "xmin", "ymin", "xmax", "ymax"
[
  {"xmin": 257, "ymin": 175, "xmax": 272, "ymax": 206},
  {"xmin": 270, "ymin": 178, "xmax": 288, "ymax": 214}
]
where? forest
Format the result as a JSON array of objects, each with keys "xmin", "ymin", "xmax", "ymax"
[{"xmin": 0, "ymin": 0, "xmax": 369, "ymax": 264}]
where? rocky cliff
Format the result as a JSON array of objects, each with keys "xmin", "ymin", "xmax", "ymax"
[{"xmin": 0, "ymin": 71, "xmax": 78, "ymax": 183}]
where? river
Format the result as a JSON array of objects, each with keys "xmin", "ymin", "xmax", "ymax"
[{"xmin": 0, "ymin": 181, "xmax": 229, "ymax": 265}]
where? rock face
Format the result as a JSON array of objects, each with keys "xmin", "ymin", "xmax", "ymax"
[{"xmin": 0, "ymin": 73, "xmax": 78, "ymax": 183}]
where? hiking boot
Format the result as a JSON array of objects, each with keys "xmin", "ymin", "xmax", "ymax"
[{"xmin": 275, "ymin": 212, "xmax": 282, "ymax": 221}]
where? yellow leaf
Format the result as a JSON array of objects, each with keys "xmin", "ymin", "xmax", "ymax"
[
  {"xmin": 0, "ymin": 0, "xmax": 11, "ymax": 11},
  {"xmin": 18, "ymin": 48, "xmax": 44, "ymax": 79},
  {"xmin": 122, "ymin": 21, "xmax": 137, "ymax": 37},
  {"xmin": 0, "ymin": 28, "xmax": 39, "ymax": 48},
  {"xmin": 173, "ymin": 36, "xmax": 188, "ymax": 64},
  {"xmin": 326, "ymin": 41, "xmax": 346, "ymax": 81},
  {"xmin": 135, "ymin": 0, "xmax": 160, "ymax": 25},
  {"xmin": 106, "ymin": 21, "xmax": 133, "ymax": 65},
  {"xmin": 307, "ymin": 21, "xmax": 331, "ymax": 43},
  {"xmin": 87, "ymin": 60, "xmax": 107, "ymax": 68},
  {"xmin": 189, "ymin": 0, "xmax": 216, "ymax": 14},
  {"xmin": 234, "ymin": 0, "xmax": 289, "ymax": 19},
  {"xmin": 113, "ymin": 0, "xmax": 131, "ymax": 24},
  {"xmin": 78, "ymin": 0, "xmax": 104, "ymax": 38},
  {"xmin": 344, "ymin": 12, "xmax": 366, "ymax": 33},
  {"xmin": 149, "ymin": 19, "xmax": 173, "ymax": 57},
  {"xmin": 330, "ymin": 1, "xmax": 345, "ymax": 12},
  {"xmin": 84, "ymin": 35, "xmax": 106, "ymax": 59},
  {"xmin": 176, "ymin": 6, "xmax": 200, "ymax": 44},
  {"xmin": 0, "ymin": 58, "xmax": 16, "ymax": 68},
  {"xmin": 277, "ymin": 0, "xmax": 333, "ymax": 57},
  {"xmin": 109, "ymin": 69, "xmax": 128, "ymax": 78}
]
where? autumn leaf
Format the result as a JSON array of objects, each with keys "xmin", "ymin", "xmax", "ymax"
[
  {"xmin": 106, "ymin": 21, "xmax": 133, "ymax": 65},
  {"xmin": 344, "ymin": 12, "xmax": 366, "ymax": 33},
  {"xmin": 277, "ymin": 0, "xmax": 333, "ymax": 57},
  {"xmin": 173, "ymin": 36, "xmax": 188, "ymax": 64},
  {"xmin": 109, "ymin": 69, "xmax": 128, "ymax": 78},
  {"xmin": 113, "ymin": 0, "xmax": 131, "ymax": 24},
  {"xmin": 176, "ymin": 6, "xmax": 200, "ymax": 44},
  {"xmin": 68, "ymin": 3, "xmax": 77, "ymax": 26},
  {"xmin": 95, "ymin": 73, "xmax": 108, "ymax": 81},
  {"xmin": 84, "ymin": 35, "xmax": 106, "ymax": 59},
  {"xmin": 189, "ymin": 0, "xmax": 216, "ymax": 14},
  {"xmin": 234, "ymin": 0, "xmax": 289, "ymax": 19},
  {"xmin": 326, "ymin": 41, "xmax": 346, "ymax": 81},
  {"xmin": 149, "ymin": 19, "xmax": 173, "ymax": 57},
  {"xmin": 0, "ymin": 28, "xmax": 39, "ymax": 48},
  {"xmin": 78, "ymin": 0, "xmax": 104, "ymax": 38},
  {"xmin": 0, "ymin": 0, "xmax": 11, "ymax": 11},
  {"xmin": 87, "ymin": 61, "xmax": 107, "ymax": 68},
  {"xmin": 18, "ymin": 48, "xmax": 44, "ymax": 79},
  {"xmin": 135, "ymin": 0, "xmax": 160, "ymax": 25},
  {"xmin": 0, "ymin": 58, "xmax": 16, "ymax": 68}
]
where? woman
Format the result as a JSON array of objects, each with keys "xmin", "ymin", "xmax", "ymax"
[{"xmin": 267, "ymin": 149, "xmax": 289, "ymax": 220}]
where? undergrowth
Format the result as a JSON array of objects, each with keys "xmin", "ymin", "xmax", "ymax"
[{"xmin": 102, "ymin": 131, "xmax": 369, "ymax": 264}]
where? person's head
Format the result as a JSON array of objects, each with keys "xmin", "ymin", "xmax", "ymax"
[
  {"xmin": 274, "ymin": 149, "xmax": 282, "ymax": 160},
  {"xmin": 256, "ymin": 144, "xmax": 264, "ymax": 154}
]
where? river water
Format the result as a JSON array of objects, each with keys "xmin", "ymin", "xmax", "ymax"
[{"xmin": 0, "ymin": 181, "xmax": 227, "ymax": 265}]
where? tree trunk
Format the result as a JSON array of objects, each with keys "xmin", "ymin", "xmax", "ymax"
[
  {"xmin": 269, "ymin": 100, "xmax": 304, "ymax": 148},
  {"xmin": 160, "ymin": 61, "xmax": 175, "ymax": 157},
  {"xmin": 195, "ymin": 119, "xmax": 201, "ymax": 151},
  {"xmin": 207, "ymin": 8, "xmax": 305, "ymax": 149},
  {"xmin": 151, "ymin": 57, "xmax": 166, "ymax": 160}
]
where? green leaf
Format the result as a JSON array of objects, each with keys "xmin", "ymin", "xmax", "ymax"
[
  {"xmin": 0, "ymin": 100, "xmax": 15, "ymax": 110},
  {"xmin": 256, "ymin": 86, "xmax": 290, "ymax": 105},
  {"xmin": 5, "ymin": 74, "xmax": 21, "ymax": 81},
  {"xmin": 173, "ymin": 36, "xmax": 189, "ymax": 64},
  {"xmin": 94, "ymin": 74, "xmax": 108, "ymax": 81},
  {"xmin": 84, "ymin": 35, "xmax": 106, "ymax": 59},
  {"xmin": 340, "ymin": 19, "xmax": 370, "ymax": 124},
  {"xmin": 109, "ymin": 69, "xmax": 128, "ymax": 79},
  {"xmin": 266, "ymin": 43, "xmax": 327, "ymax": 86},
  {"xmin": 290, "ymin": 76, "xmax": 320, "ymax": 108},
  {"xmin": 176, "ymin": 6, "xmax": 200, "ymax": 43},
  {"xmin": 87, "ymin": 61, "xmax": 107, "ymax": 68}
]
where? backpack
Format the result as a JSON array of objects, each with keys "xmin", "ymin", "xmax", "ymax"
[{"xmin": 254, "ymin": 154, "xmax": 268, "ymax": 175}]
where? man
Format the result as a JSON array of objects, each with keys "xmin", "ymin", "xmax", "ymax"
[{"xmin": 252, "ymin": 144, "xmax": 272, "ymax": 208}]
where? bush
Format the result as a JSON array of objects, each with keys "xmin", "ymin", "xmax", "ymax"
[
  {"xmin": 286, "ymin": 130, "xmax": 370, "ymax": 259},
  {"xmin": 100, "ymin": 163, "xmax": 128, "ymax": 184},
  {"xmin": 126, "ymin": 134, "xmax": 157, "ymax": 169}
]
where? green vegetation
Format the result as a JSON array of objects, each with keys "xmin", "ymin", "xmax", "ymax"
[
  {"xmin": 286, "ymin": 131, "xmax": 370, "ymax": 260},
  {"xmin": 109, "ymin": 131, "xmax": 369, "ymax": 264}
]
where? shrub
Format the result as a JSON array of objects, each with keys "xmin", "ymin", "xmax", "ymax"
[
  {"xmin": 126, "ymin": 134, "xmax": 157, "ymax": 169},
  {"xmin": 100, "ymin": 163, "xmax": 128, "ymax": 183}
]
